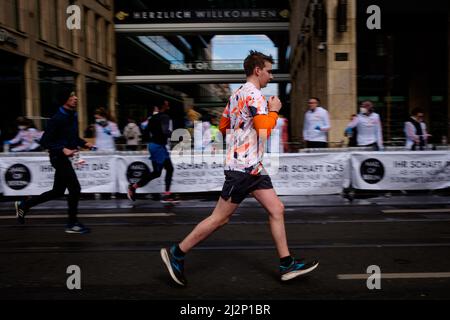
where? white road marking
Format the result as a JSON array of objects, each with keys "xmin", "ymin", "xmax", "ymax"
[
  {"xmin": 382, "ymin": 209, "xmax": 450, "ymax": 214},
  {"xmin": 0, "ymin": 213, "xmax": 174, "ymax": 219},
  {"xmin": 338, "ymin": 272, "xmax": 450, "ymax": 280}
]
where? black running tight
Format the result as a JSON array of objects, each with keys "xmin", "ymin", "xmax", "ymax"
[
  {"xmin": 136, "ymin": 158, "xmax": 174, "ymax": 192},
  {"xmin": 24, "ymin": 154, "xmax": 81, "ymax": 224}
]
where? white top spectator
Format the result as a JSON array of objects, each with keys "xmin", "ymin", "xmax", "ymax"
[
  {"xmin": 94, "ymin": 120, "xmax": 121, "ymax": 151},
  {"xmin": 123, "ymin": 122, "xmax": 141, "ymax": 146},
  {"xmin": 347, "ymin": 112, "xmax": 383, "ymax": 149},
  {"xmin": 303, "ymin": 106, "xmax": 330, "ymax": 143},
  {"xmin": 9, "ymin": 127, "xmax": 43, "ymax": 152}
]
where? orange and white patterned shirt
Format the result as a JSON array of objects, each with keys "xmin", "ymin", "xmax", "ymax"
[{"xmin": 221, "ymin": 82, "xmax": 269, "ymax": 175}]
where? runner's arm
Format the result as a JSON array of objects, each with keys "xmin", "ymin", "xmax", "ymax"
[
  {"xmin": 219, "ymin": 116, "xmax": 230, "ymax": 136},
  {"xmin": 253, "ymin": 112, "xmax": 279, "ymax": 136},
  {"xmin": 219, "ymin": 102, "xmax": 231, "ymax": 136}
]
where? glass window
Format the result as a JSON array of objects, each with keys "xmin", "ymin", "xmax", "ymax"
[
  {"xmin": 138, "ymin": 36, "xmax": 185, "ymax": 64},
  {"xmin": 0, "ymin": 51, "xmax": 25, "ymax": 143}
]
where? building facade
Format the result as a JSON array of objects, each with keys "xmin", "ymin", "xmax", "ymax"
[
  {"xmin": 113, "ymin": 0, "xmax": 290, "ymax": 132},
  {"xmin": 290, "ymin": 0, "xmax": 449, "ymax": 147},
  {"xmin": 0, "ymin": 0, "xmax": 116, "ymax": 141},
  {"xmin": 3, "ymin": 1, "xmax": 447, "ymax": 149}
]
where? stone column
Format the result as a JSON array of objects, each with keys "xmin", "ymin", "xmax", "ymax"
[
  {"xmin": 408, "ymin": 32, "xmax": 429, "ymax": 126},
  {"xmin": 326, "ymin": 0, "xmax": 357, "ymax": 147},
  {"xmin": 108, "ymin": 83, "xmax": 117, "ymax": 120},
  {"xmin": 76, "ymin": 74, "xmax": 87, "ymax": 137}
]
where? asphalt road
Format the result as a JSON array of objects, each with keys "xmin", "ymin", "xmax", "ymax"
[{"xmin": 1, "ymin": 196, "xmax": 450, "ymax": 302}]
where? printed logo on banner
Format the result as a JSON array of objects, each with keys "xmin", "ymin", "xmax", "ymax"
[
  {"xmin": 360, "ymin": 158, "xmax": 384, "ymax": 184},
  {"xmin": 4, "ymin": 164, "xmax": 31, "ymax": 190},
  {"xmin": 126, "ymin": 161, "xmax": 151, "ymax": 185}
]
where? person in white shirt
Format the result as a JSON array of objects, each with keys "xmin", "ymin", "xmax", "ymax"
[
  {"xmin": 93, "ymin": 107, "xmax": 121, "ymax": 151},
  {"xmin": 123, "ymin": 118, "xmax": 142, "ymax": 151},
  {"xmin": 404, "ymin": 108, "xmax": 431, "ymax": 150},
  {"xmin": 303, "ymin": 97, "xmax": 330, "ymax": 148},
  {"xmin": 5, "ymin": 117, "xmax": 43, "ymax": 152},
  {"xmin": 345, "ymin": 100, "xmax": 383, "ymax": 151}
]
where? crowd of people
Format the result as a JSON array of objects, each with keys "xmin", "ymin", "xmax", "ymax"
[
  {"xmin": 303, "ymin": 98, "xmax": 434, "ymax": 151},
  {"xmin": 2, "ymin": 98, "xmax": 436, "ymax": 154}
]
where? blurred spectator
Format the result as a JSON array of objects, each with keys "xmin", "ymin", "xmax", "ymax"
[
  {"xmin": 4, "ymin": 117, "xmax": 43, "ymax": 152},
  {"xmin": 303, "ymin": 97, "xmax": 330, "ymax": 148},
  {"xmin": 278, "ymin": 115, "xmax": 289, "ymax": 152},
  {"xmin": 404, "ymin": 108, "xmax": 431, "ymax": 150},
  {"xmin": 201, "ymin": 113, "xmax": 213, "ymax": 152},
  {"xmin": 345, "ymin": 101, "xmax": 383, "ymax": 151},
  {"xmin": 93, "ymin": 107, "xmax": 121, "ymax": 151},
  {"xmin": 267, "ymin": 115, "xmax": 289, "ymax": 153},
  {"xmin": 185, "ymin": 105, "xmax": 201, "ymax": 137},
  {"xmin": 345, "ymin": 114, "xmax": 358, "ymax": 147},
  {"xmin": 123, "ymin": 118, "xmax": 142, "ymax": 151},
  {"xmin": 209, "ymin": 114, "xmax": 220, "ymax": 144},
  {"xmin": 194, "ymin": 113, "xmax": 208, "ymax": 152}
]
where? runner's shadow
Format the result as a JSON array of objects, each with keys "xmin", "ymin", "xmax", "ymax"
[{"xmin": 155, "ymin": 274, "xmax": 187, "ymax": 289}]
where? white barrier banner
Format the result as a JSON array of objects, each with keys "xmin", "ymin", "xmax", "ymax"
[
  {"xmin": 115, "ymin": 154, "xmax": 226, "ymax": 194},
  {"xmin": 270, "ymin": 153, "xmax": 350, "ymax": 195},
  {"xmin": 6, "ymin": 151, "xmax": 448, "ymax": 195},
  {"xmin": 0, "ymin": 154, "xmax": 117, "ymax": 195},
  {"xmin": 171, "ymin": 155, "xmax": 226, "ymax": 192},
  {"xmin": 116, "ymin": 155, "xmax": 163, "ymax": 194},
  {"xmin": 351, "ymin": 151, "xmax": 450, "ymax": 190},
  {"xmin": 115, "ymin": 153, "xmax": 349, "ymax": 195}
]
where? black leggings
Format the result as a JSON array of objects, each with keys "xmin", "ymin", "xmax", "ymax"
[
  {"xmin": 24, "ymin": 154, "xmax": 81, "ymax": 224},
  {"xmin": 136, "ymin": 158, "xmax": 174, "ymax": 192}
]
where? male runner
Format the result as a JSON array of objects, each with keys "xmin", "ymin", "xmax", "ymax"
[
  {"xmin": 14, "ymin": 90, "xmax": 93, "ymax": 233},
  {"xmin": 160, "ymin": 51, "xmax": 319, "ymax": 286},
  {"xmin": 127, "ymin": 101, "xmax": 176, "ymax": 203}
]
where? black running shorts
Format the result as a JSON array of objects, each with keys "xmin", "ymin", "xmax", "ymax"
[{"xmin": 220, "ymin": 170, "xmax": 274, "ymax": 204}]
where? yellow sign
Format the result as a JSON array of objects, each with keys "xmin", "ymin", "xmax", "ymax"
[{"xmin": 115, "ymin": 11, "xmax": 129, "ymax": 21}]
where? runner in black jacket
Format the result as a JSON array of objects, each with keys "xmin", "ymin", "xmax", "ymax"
[{"xmin": 14, "ymin": 90, "xmax": 94, "ymax": 234}]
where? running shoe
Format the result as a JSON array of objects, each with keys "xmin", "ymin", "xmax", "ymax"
[
  {"xmin": 160, "ymin": 246, "xmax": 186, "ymax": 286},
  {"xmin": 65, "ymin": 222, "xmax": 90, "ymax": 234},
  {"xmin": 160, "ymin": 192, "xmax": 179, "ymax": 204},
  {"xmin": 280, "ymin": 259, "xmax": 319, "ymax": 281},
  {"xmin": 127, "ymin": 184, "xmax": 136, "ymax": 201},
  {"xmin": 15, "ymin": 201, "xmax": 28, "ymax": 224}
]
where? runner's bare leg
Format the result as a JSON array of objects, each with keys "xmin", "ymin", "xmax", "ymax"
[
  {"xmin": 179, "ymin": 197, "xmax": 239, "ymax": 253},
  {"xmin": 252, "ymin": 188, "xmax": 290, "ymax": 258}
]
